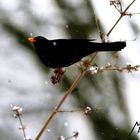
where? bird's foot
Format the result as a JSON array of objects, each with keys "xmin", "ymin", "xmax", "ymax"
[{"xmin": 51, "ymin": 68, "xmax": 65, "ymax": 84}]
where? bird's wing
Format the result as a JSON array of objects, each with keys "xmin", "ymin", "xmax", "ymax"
[
  {"xmin": 50, "ymin": 39, "xmax": 96, "ymax": 50},
  {"xmin": 47, "ymin": 39, "xmax": 96, "ymax": 67},
  {"xmin": 50, "ymin": 39, "xmax": 97, "ymax": 54}
]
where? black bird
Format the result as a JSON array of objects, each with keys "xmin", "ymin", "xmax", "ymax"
[{"xmin": 28, "ymin": 36, "xmax": 126, "ymax": 68}]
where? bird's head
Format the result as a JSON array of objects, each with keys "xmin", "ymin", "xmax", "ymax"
[{"xmin": 28, "ymin": 36, "xmax": 48, "ymax": 48}]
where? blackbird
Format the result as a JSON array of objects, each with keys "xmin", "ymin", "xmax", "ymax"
[{"xmin": 28, "ymin": 36, "xmax": 126, "ymax": 68}]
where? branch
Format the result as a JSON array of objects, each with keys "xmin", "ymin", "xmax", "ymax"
[
  {"xmin": 11, "ymin": 105, "xmax": 31, "ymax": 140},
  {"xmin": 35, "ymin": 53, "xmax": 97, "ymax": 140},
  {"xmin": 107, "ymin": 0, "xmax": 136, "ymax": 36},
  {"xmin": 89, "ymin": 63, "xmax": 140, "ymax": 74}
]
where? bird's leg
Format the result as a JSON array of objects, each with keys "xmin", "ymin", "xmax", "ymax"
[{"xmin": 51, "ymin": 68, "xmax": 65, "ymax": 84}]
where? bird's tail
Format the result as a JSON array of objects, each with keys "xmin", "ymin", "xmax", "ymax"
[{"xmin": 91, "ymin": 42, "xmax": 126, "ymax": 52}]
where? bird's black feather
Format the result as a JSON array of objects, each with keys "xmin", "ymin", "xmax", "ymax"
[{"xmin": 29, "ymin": 36, "xmax": 126, "ymax": 68}]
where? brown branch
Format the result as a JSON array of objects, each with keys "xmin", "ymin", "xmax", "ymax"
[
  {"xmin": 89, "ymin": 64, "xmax": 140, "ymax": 74},
  {"xmin": 35, "ymin": 54, "xmax": 97, "ymax": 140}
]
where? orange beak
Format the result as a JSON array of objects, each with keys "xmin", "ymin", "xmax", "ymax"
[{"xmin": 28, "ymin": 37, "xmax": 36, "ymax": 43}]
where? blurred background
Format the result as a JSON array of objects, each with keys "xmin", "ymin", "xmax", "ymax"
[{"xmin": 0, "ymin": 0, "xmax": 140, "ymax": 140}]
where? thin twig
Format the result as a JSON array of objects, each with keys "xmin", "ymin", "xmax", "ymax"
[
  {"xmin": 112, "ymin": 2, "xmax": 122, "ymax": 14},
  {"xmin": 12, "ymin": 106, "xmax": 27, "ymax": 140},
  {"xmin": 18, "ymin": 115, "xmax": 27, "ymax": 140},
  {"xmin": 58, "ymin": 109, "xmax": 82, "ymax": 113},
  {"xmin": 125, "ymin": 12, "xmax": 140, "ymax": 17},
  {"xmin": 89, "ymin": 64, "xmax": 140, "ymax": 74}
]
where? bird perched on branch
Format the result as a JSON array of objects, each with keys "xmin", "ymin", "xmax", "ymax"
[{"xmin": 28, "ymin": 36, "xmax": 126, "ymax": 69}]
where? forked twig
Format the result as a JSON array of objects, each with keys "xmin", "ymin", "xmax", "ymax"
[{"xmin": 107, "ymin": 0, "xmax": 136, "ymax": 36}]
